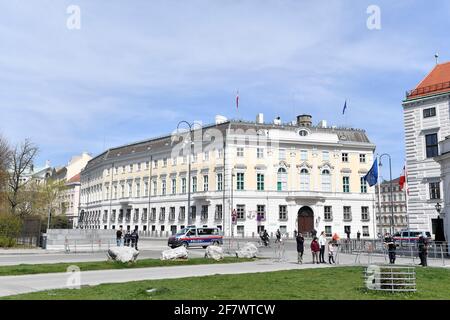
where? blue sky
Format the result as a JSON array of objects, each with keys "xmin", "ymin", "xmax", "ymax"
[{"xmin": 1, "ymin": 0, "xmax": 449, "ymax": 179}]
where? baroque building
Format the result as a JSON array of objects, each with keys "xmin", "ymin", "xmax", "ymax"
[
  {"xmin": 403, "ymin": 62, "xmax": 450, "ymax": 237},
  {"xmin": 79, "ymin": 114, "xmax": 376, "ymax": 238}
]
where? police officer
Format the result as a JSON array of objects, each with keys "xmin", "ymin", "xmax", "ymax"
[
  {"xmin": 131, "ymin": 228, "xmax": 139, "ymax": 250},
  {"xmin": 384, "ymin": 233, "xmax": 397, "ymax": 264},
  {"xmin": 417, "ymin": 233, "xmax": 428, "ymax": 267},
  {"xmin": 124, "ymin": 230, "xmax": 131, "ymax": 246}
]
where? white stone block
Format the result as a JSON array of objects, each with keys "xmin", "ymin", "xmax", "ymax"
[
  {"xmin": 161, "ymin": 246, "xmax": 188, "ymax": 260},
  {"xmin": 205, "ymin": 245, "xmax": 224, "ymax": 261},
  {"xmin": 107, "ymin": 246, "xmax": 139, "ymax": 263},
  {"xmin": 235, "ymin": 242, "xmax": 258, "ymax": 258}
]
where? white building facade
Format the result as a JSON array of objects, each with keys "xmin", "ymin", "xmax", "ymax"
[
  {"xmin": 79, "ymin": 114, "xmax": 377, "ymax": 238},
  {"xmin": 436, "ymin": 136, "xmax": 450, "ymax": 251},
  {"xmin": 402, "ymin": 62, "xmax": 450, "ymax": 238}
]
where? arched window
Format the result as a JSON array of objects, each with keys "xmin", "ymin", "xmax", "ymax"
[
  {"xmin": 300, "ymin": 168, "xmax": 309, "ymax": 191},
  {"xmin": 321, "ymin": 169, "xmax": 331, "ymax": 192},
  {"xmin": 277, "ymin": 167, "xmax": 287, "ymax": 191}
]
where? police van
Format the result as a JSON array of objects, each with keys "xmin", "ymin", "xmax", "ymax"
[
  {"xmin": 168, "ymin": 226, "xmax": 223, "ymax": 249},
  {"xmin": 393, "ymin": 230, "xmax": 432, "ymax": 246}
]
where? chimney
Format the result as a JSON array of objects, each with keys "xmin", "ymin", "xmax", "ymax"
[
  {"xmin": 297, "ymin": 114, "xmax": 312, "ymax": 127},
  {"xmin": 273, "ymin": 116, "xmax": 281, "ymax": 125},
  {"xmin": 256, "ymin": 113, "xmax": 264, "ymax": 124},
  {"xmin": 45, "ymin": 160, "xmax": 51, "ymax": 168}
]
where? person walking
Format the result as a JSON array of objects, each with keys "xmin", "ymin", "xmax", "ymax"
[
  {"xmin": 328, "ymin": 241, "xmax": 335, "ymax": 264},
  {"xmin": 357, "ymin": 230, "xmax": 361, "ymax": 240},
  {"xmin": 417, "ymin": 233, "xmax": 428, "ymax": 267},
  {"xmin": 131, "ymin": 228, "xmax": 139, "ymax": 250},
  {"xmin": 276, "ymin": 229, "xmax": 281, "ymax": 243},
  {"xmin": 116, "ymin": 226, "xmax": 123, "ymax": 246},
  {"xmin": 311, "ymin": 237, "xmax": 320, "ymax": 264},
  {"xmin": 384, "ymin": 233, "xmax": 397, "ymax": 264},
  {"xmin": 124, "ymin": 230, "xmax": 131, "ymax": 247},
  {"xmin": 318, "ymin": 231, "xmax": 327, "ymax": 263},
  {"xmin": 296, "ymin": 233, "xmax": 305, "ymax": 264}
]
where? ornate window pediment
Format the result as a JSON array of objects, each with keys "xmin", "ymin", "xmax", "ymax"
[
  {"xmin": 318, "ymin": 162, "xmax": 335, "ymax": 171},
  {"xmin": 340, "ymin": 168, "xmax": 352, "ymax": 174},
  {"xmin": 296, "ymin": 162, "xmax": 313, "ymax": 171}
]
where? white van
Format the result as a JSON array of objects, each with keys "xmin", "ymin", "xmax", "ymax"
[{"xmin": 167, "ymin": 227, "xmax": 223, "ymax": 249}]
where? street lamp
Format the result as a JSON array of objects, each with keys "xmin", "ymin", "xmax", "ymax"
[
  {"xmin": 379, "ymin": 153, "xmax": 395, "ymax": 235},
  {"xmin": 177, "ymin": 121, "xmax": 196, "ymax": 227},
  {"xmin": 435, "ymin": 202, "xmax": 442, "ymax": 216}
]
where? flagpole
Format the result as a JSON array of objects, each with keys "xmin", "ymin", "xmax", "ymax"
[{"xmin": 377, "ymin": 154, "xmax": 382, "ymax": 237}]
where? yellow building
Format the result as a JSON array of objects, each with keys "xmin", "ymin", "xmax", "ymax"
[{"xmin": 79, "ymin": 114, "xmax": 376, "ymax": 238}]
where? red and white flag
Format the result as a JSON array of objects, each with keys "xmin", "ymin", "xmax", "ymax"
[
  {"xmin": 236, "ymin": 90, "xmax": 239, "ymax": 109},
  {"xmin": 399, "ymin": 165, "xmax": 407, "ymax": 191}
]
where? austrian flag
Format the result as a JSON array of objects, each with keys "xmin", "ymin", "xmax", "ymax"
[
  {"xmin": 399, "ymin": 165, "xmax": 407, "ymax": 191},
  {"xmin": 236, "ymin": 90, "xmax": 239, "ymax": 109}
]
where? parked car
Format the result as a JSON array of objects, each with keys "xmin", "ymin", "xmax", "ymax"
[
  {"xmin": 393, "ymin": 230, "xmax": 432, "ymax": 246},
  {"xmin": 168, "ymin": 227, "xmax": 223, "ymax": 249}
]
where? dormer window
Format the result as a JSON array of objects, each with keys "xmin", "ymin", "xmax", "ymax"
[{"xmin": 299, "ymin": 129, "xmax": 309, "ymax": 137}]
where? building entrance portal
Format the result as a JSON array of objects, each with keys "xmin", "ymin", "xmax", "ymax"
[{"xmin": 298, "ymin": 206, "xmax": 314, "ymax": 236}]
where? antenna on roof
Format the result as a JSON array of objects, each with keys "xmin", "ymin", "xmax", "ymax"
[{"xmin": 435, "ymin": 52, "xmax": 439, "ymax": 65}]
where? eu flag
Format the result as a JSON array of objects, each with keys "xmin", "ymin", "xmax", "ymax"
[{"xmin": 364, "ymin": 158, "xmax": 378, "ymax": 187}]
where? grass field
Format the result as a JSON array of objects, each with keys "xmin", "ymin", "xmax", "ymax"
[
  {"xmin": 3, "ymin": 266, "xmax": 449, "ymax": 300},
  {"xmin": 0, "ymin": 257, "xmax": 255, "ymax": 277}
]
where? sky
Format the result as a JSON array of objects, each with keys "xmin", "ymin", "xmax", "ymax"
[{"xmin": 1, "ymin": 0, "xmax": 449, "ymax": 179}]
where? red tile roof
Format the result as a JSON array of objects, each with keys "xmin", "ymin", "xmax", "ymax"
[
  {"xmin": 407, "ymin": 62, "xmax": 450, "ymax": 99},
  {"xmin": 67, "ymin": 173, "xmax": 80, "ymax": 183}
]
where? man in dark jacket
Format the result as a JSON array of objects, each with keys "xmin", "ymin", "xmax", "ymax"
[
  {"xmin": 116, "ymin": 227, "xmax": 123, "ymax": 246},
  {"xmin": 296, "ymin": 233, "xmax": 305, "ymax": 264},
  {"xmin": 384, "ymin": 233, "xmax": 397, "ymax": 264},
  {"xmin": 131, "ymin": 229, "xmax": 139, "ymax": 250},
  {"xmin": 417, "ymin": 234, "xmax": 428, "ymax": 267},
  {"xmin": 124, "ymin": 230, "xmax": 131, "ymax": 246}
]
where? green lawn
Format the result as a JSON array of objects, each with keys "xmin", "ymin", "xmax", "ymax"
[
  {"xmin": 0, "ymin": 257, "xmax": 255, "ymax": 277},
  {"xmin": 3, "ymin": 266, "xmax": 450, "ymax": 300}
]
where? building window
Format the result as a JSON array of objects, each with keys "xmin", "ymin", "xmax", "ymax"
[
  {"xmin": 300, "ymin": 169, "xmax": 309, "ymax": 191},
  {"xmin": 362, "ymin": 226, "xmax": 369, "ymax": 237},
  {"xmin": 237, "ymin": 147, "xmax": 244, "ymax": 157},
  {"xmin": 360, "ymin": 177, "xmax": 367, "ymax": 193},
  {"xmin": 150, "ymin": 208, "xmax": 156, "ymax": 221},
  {"xmin": 203, "ymin": 175, "xmax": 209, "ymax": 191},
  {"xmin": 425, "ymin": 133, "xmax": 439, "ymax": 158},
  {"xmin": 257, "ymin": 148, "xmax": 264, "ymax": 159},
  {"xmin": 257, "ymin": 205, "xmax": 266, "ymax": 221},
  {"xmin": 236, "ymin": 205, "xmax": 245, "ymax": 220},
  {"xmin": 237, "ymin": 225, "xmax": 245, "ymax": 236},
  {"xmin": 217, "ymin": 173, "xmax": 223, "ymax": 191},
  {"xmin": 142, "ymin": 208, "xmax": 148, "ymax": 222},
  {"xmin": 133, "ymin": 208, "xmax": 139, "ymax": 222},
  {"xmin": 217, "ymin": 149, "xmax": 223, "ymax": 159},
  {"xmin": 153, "ymin": 160, "xmax": 158, "ymax": 168},
  {"xmin": 300, "ymin": 150, "xmax": 308, "ymax": 161},
  {"xmin": 172, "ymin": 157, "xmax": 177, "ymax": 166},
  {"xmin": 236, "ymin": 173, "xmax": 244, "ymax": 190},
  {"xmin": 144, "ymin": 181, "xmax": 149, "ymax": 197},
  {"xmin": 192, "ymin": 176, "xmax": 197, "ymax": 193},
  {"xmin": 277, "ymin": 167, "xmax": 287, "ymax": 191},
  {"xmin": 162, "ymin": 179, "xmax": 166, "ymax": 195},
  {"xmin": 361, "ymin": 206, "xmax": 369, "ymax": 221},
  {"xmin": 342, "ymin": 153, "xmax": 349, "ymax": 162},
  {"xmin": 136, "ymin": 182, "xmax": 140, "ymax": 197},
  {"xmin": 190, "ymin": 206, "xmax": 197, "ymax": 220},
  {"xmin": 201, "ymin": 205, "xmax": 208, "ymax": 220},
  {"xmin": 423, "ymin": 107, "xmax": 436, "ymax": 118},
  {"xmin": 321, "ymin": 169, "xmax": 331, "ymax": 192},
  {"xmin": 343, "ymin": 206, "xmax": 352, "ymax": 221},
  {"xmin": 171, "ymin": 178, "xmax": 176, "ymax": 194},
  {"xmin": 128, "ymin": 182, "xmax": 133, "ymax": 198},
  {"xmin": 359, "ymin": 154, "xmax": 366, "ymax": 163},
  {"xmin": 215, "ymin": 205, "xmax": 223, "ymax": 220},
  {"xmin": 429, "ymin": 182, "xmax": 441, "ymax": 199},
  {"xmin": 257, "ymin": 173, "xmax": 265, "ymax": 191},
  {"xmin": 203, "ymin": 151, "xmax": 209, "ymax": 161},
  {"xmin": 324, "ymin": 206, "xmax": 332, "ymax": 221},
  {"xmin": 181, "ymin": 177, "xmax": 186, "ymax": 193},
  {"xmin": 169, "ymin": 207, "xmax": 175, "ymax": 220},
  {"xmin": 179, "ymin": 207, "xmax": 185, "ymax": 221},
  {"xmin": 322, "ymin": 151, "xmax": 329, "ymax": 161},
  {"xmin": 325, "ymin": 226, "xmax": 332, "ymax": 237},
  {"xmin": 299, "ymin": 129, "xmax": 308, "ymax": 136},
  {"xmin": 279, "ymin": 205, "xmax": 287, "ymax": 220},
  {"xmin": 159, "ymin": 207, "xmax": 165, "ymax": 221},
  {"xmin": 152, "ymin": 180, "xmax": 157, "ymax": 196},
  {"xmin": 343, "ymin": 176, "xmax": 350, "ymax": 193}
]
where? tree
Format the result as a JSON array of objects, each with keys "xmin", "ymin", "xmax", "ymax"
[
  {"xmin": 7, "ymin": 139, "xmax": 38, "ymax": 215},
  {"xmin": 0, "ymin": 135, "xmax": 12, "ymax": 212}
]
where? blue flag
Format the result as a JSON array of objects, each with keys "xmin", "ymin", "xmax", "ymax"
[
  {"xmin": 364, "ymin": 158, "xmax": 378, "ymax": 187},
  {"xmin": 342, "ymin": 100, "xmax": 347, "ymax": 115}
]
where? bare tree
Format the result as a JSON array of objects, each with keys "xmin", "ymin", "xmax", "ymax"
[
  {"xmin": 0, "ymin": 135, "xmax": 12, "ymax": 209},
  {"xmin": 7, "ymin": 139, "xmax": 39, "ymax": 215}
]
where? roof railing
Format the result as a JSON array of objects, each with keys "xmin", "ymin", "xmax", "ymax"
[{"xmin": 406, "ymin": 80, "xmax": 450, "ymax": 98}]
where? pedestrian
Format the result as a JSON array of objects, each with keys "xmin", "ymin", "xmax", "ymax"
[
  {"xmin": 124, "ymin": 230, "xmax": 131, "ymax": 247},
  {"xmin": 296, "ymin": 232, "xmax": 305, "ymax": 264},
  {"xmin": 417, "ymin": 233, "xmax": 428, "ymax": 267},
  {"xmin": 318, "ymin": 231, "xmax": 327, "ymax": 263},
  {"xmin": 384, "ymin": 233, "xmax": 397, "ymax": 264},
  {"xmin": 311, "ymin": 229, "xmax": 317, "ymax": 238},
  {"xmin": 328, "ymin": 241, "xmax": 335, "ymax": 264},
  {"xmin": 276, "ymin": 229, "xmax": 281, "ymax": 243},
  {"xmin": 116, "ymin": 226, "xmax": 123, "ymax": 246},
  {"xmin": 131, "ymin": 228, "xmax": 139, "ymax": 250},
  {"xmin": 311, "ymin": 237, "xmax": 320, "ymax": 264},
  {"xmin": 357, "ymin": 230, "xmax": 361, "ymax": 240}
]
